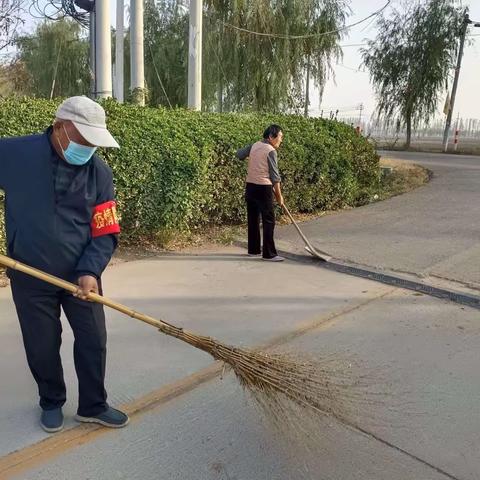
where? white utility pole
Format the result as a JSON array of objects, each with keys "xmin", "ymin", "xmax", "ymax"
[
  {"xmin": 130, "ymin": 0, "xmax": 145, "ymax": 106},
  {"xmin": 89, "ymin": 10, "xmax": 96, "ymax": 97},
  {"xmin": 358, "ymin": 103, "xmax": 364, "ymax": 125},
  {"xmin": 442, "ymin": 11, "xmax": 470, "ymax": 152},
  {"xmin": 95, "ymin": 0, "xmax": 113, "ymax": 98},
  {"xmin": 115, "ymin": 0, "xmax": 124, "ymax": 102},
  {"xmin": 187, "ymin": 0, "xmax": 202, "ymax": 110}
]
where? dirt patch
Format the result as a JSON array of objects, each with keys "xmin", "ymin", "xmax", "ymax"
[
  {"xmin": 113, "ymin": 224, "xmax": 245, "ymax": 264},
  {"xmin": 378, "ymin": 157, "xmax": 431, "ymax": 200}
]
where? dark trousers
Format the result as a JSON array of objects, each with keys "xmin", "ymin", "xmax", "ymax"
[
  {"xmin": 245, "ymin": 183, "xmax": 278, "ymax": 259},
  {"xmin": 11, "ymin": 276, "xmax": 108, "ymax": 417}
]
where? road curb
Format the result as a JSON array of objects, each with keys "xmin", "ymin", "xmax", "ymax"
[{"xmin": 234, "ymin": 240, "xmax": 480, "ymax": 311}]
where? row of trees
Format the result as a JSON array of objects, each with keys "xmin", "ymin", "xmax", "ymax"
[
  {"xmin": 0, "ymin": 0, "xmax": 472, "ymax": 148},
  {"xmin": 340, "ymin": 116, "xmax": 480, "ymax": 139},
  {"xmin": 0, "ymin": 0, "xmax": 348, "ymax": 112}
]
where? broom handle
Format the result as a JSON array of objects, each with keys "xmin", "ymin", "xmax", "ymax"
[
  {"xmin": 282, "ymin": 204, "xmax": 317, "ymax": 252},
  {"xmin": 0, "ymin": 254, "xmax": 184, "ymax": 337}
]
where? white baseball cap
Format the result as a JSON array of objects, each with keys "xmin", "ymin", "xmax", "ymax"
[{"xmin": 55, "ymin": 96, "xmax": 120, "ymax": 148}]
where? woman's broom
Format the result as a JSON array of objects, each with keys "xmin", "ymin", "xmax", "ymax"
[
  {"xmin": 282, "ymin": 204, "xmax": 331, "ymax": 262},
  {"xmin": 0, "ymin": 253, "xmax": 361, "ymax": 424}
]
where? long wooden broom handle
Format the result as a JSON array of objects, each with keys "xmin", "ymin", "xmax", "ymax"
[
  {"xmin": 281, "ymin": 204, "xmax": 317, "ymax": 252},
  {"xmin": 0, "ymin": 254, "xmax": 184, "ymax": 337}
]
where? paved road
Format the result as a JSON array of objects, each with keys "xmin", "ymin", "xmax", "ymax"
[
  {"xmin": 276, "ymin": 151, "xmax": 480, "ymax": 290},
  {"xmin": 1, "ymin": 247, "xmax": 479, "ymax": 480},
  {"xmin": 1, "ymin": 152, "xmax": 480, "ymax": 479}
]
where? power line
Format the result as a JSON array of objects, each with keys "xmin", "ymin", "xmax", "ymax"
[
  {"xmin": 319, "ymin": 104, "xmax": 362, "ymax": 110},
  {"xmin": 29, "ymin": 1, "xmax": 91, "ymax": 27},
  {"xmin": 221, "ymin": 0, "xmax": 391, "ymax": 40},
  {"xmin": 336, "ymin": 63, "xmax": 366, "ymax": 73},
  {"xmin": 339, "ymin": 43, "xmax": 368, "ymax": 47}
]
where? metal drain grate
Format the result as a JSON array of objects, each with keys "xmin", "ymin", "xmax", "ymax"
[
  {"xmin": 322, "ymin": 261, "xmax": 480, "ymax": 310},
  {"xmin": 234, "ymin": 240, "xmax": 480, "ymax": 310}
]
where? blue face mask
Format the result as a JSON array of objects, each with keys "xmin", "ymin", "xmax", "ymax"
[{"xmin": 60, "ymin": 126, "xmax": 97, "ymax": 166}]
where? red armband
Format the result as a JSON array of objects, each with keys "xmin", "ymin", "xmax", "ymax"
[{"xmin": 91, "ymin": 201, "xmax": 121, "ymax": 238}]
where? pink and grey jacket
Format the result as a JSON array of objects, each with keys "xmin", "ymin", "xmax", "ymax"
[{"xmin": 236, "ymin": 140, "xmax": 281, "ymax": 185}]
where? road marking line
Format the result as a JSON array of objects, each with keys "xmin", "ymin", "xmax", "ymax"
[{"xmin": 0, "ymin": 289, "xmax": 394, "ymax": 479}]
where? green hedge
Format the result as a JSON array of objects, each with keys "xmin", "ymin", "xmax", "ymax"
[{"xmin": 0, "ymin": 97, "xmax": 379, "ymax": 244}]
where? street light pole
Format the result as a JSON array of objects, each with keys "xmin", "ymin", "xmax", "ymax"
[{"xmin": 442, "ymin": 12, "xmax": 471, "ymax": 152}]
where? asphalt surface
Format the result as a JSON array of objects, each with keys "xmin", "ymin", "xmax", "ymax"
[{"xmin": 276, "ymin": 151, "xmax": 480, "ymax": 290}]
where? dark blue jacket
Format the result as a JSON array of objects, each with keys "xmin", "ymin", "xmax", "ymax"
[{"xmin": 0, "ymin": 129, "xmax": 118, "ymax": 283}]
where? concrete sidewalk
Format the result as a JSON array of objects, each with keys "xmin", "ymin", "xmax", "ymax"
[
  {"xmin": 1, "ymin": 246, "xmax": 479, "ymax": 480},
  {"xmin": 0, "ymin": 247, "xmax": 390, "ymax": 458}
]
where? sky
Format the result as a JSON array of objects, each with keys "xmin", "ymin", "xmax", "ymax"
[
  {"xmin": 317, "ymin": 0, "xmax": 480, "ymax": 122},
  {"xmin": 11, "ymin": 0, "xmax": 480, "ymax": 122}
]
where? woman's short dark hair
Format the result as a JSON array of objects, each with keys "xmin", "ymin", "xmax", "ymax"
[{"xmin": 263, "ymin": 124, "xmax": 283, "ymax": 139}]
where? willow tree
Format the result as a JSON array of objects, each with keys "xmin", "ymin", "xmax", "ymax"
[
  {"xmin": 204, "ymin": 0, "xmax": 347, "ymax": 112},
  {"xmin": 0, "ymin": 0, "xmax": 23, "ymax": 51},
  {"xmin": 302, "ymin": 0, "xmax": 347, "ymax": 115},
  {"xmin": 144, "ymin": 0, "xmax": 186, "ymax": 107},
  {"xmin": 361, "ymin": 0, "xmax": 464, "ymax": 148},
  {"xmin": 142, "ymin": 0, "xmax": 347, "ymax": 111},
  {"xmin": 16, "ymin": 19, "xmax": 90, "ymax": 98}
]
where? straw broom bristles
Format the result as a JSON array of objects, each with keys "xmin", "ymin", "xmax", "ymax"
[
  {"xmin": 163, "ymin": 324, "xmax": 363, "ymax": 422},
  {"xmin": 168, "ymin": 324, "xmax": 391, "ymax": 443}
]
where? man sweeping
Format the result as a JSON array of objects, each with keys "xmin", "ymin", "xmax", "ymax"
[
  {"xmin": 236, "ymin": 124, "xmax": 285, "ymax": 262},
  {"xmin": 0, "ymin": 96, "xmax": 129, "ymax": 432}
]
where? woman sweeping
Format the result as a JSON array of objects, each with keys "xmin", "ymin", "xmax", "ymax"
[{"xmin": 236, "ymin": 125, "xmax": 285, "ymax": 262}]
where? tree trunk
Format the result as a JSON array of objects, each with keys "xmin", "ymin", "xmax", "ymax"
[
  {"xmin": 50, "ymin": 42, "xmax": 62, "ymax": 100},
  {"xmin": 217, "ymin": 79, "xmax": 223, "ymax": 113},
  {"xmin": 217, "ymin": 25, "xmax": 223, "ymax": 113},
  {"xmin": 405, "ymin": 114, "xmax": 412, "ymax": 149},
  {"xmin": 304, "ymin": 55, "xmax": 310, "ymax": 118}
]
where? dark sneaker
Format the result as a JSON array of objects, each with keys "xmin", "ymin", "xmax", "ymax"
[
  {"xmin": 40, "ymin": 408, "xmax": 64, "ymax": 433},
  {"xmin": 75, "ymin": 407, "xmax": 129, "ymax": 428}
]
